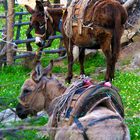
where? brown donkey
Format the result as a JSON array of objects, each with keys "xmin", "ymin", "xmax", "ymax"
[
  {"xmin": 16, "ymin": 61, "xmax": 130, "ymax": 140},
  {"xmin": 62, "ymin": 0, "xmax": 128, "ymax": 83},
  {"xmin": 25, "ymin": 1, "xmax": 64, "ymax": 48},
  {"xmin": 25, "ymin": 1, "xmax": 98, "ymax": 59}
]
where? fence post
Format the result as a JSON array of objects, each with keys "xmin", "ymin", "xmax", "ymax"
[{"xmin": 6, "ymin": 0, "xmax": 15, "ymax": 65}]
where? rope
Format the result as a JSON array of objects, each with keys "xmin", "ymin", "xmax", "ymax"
[
  {"xmin": 63, "ymin": 5, "xmax": 74, "ymax": 38},
  {"xmin": 51, "ymin": 79, "xmax": 86, "ymax": 126}
]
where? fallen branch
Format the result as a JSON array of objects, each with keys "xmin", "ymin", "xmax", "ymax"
[{"xmin": 123, "ymin": 0, "xmax": 137, "ymax": 9}]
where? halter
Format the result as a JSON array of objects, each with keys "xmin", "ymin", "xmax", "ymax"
[
  {"xmin": 35, "ymin": 12, "xmax": 53, "ymax": 38},
  {"xmin": 35, "ymin": 20, "xmax": 46, "ymax": 38}
]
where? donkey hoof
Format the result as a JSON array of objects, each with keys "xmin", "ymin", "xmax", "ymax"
[
  {"xmin": 65, "ymin": 77, "xmax": 72, "ymax": 84},
  {"xmin": 80, "ymin": 74, "xmax": 86, "ymax": 79}
]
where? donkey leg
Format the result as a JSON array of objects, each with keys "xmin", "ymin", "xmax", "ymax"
[
  {"xmin": 110, "ymin": 33, "xmax": 121, "ymax": 80},
  {"xmin": 58, "ymin": 39, "xmax": 66, "ymax": 57},
  {"xmin": 64, "ymin": 39, "xmax": 74, "ymax": 83},
  {"xmin": 26, "ymin": 24, "xmax": 33, "ymax": 51},
  {"xmin": 101, "ymin": 37, "xmax": 112, "ymax": 81},
  {"xmin": 34, "ymin": 47, "xmax": 43, "ymax": 61},
  {"xmin": 110, "ymin": 52, "xmax": 120, "ymax": 80},
  {"xmin": 79, "ymin": 48, "xmax": 85, "ymax": 76},
  {"xmin": 103, "ymin": 50, "xmax": 112, "ymax": 81},
  {"xmin": 66, "ymin": 49, "xmax": 74, "ymax": 83}
]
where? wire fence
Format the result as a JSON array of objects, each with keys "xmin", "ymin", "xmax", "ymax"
[{"xmin": 0, "ymin": 1, "xmax": 66, "ymax": 67}]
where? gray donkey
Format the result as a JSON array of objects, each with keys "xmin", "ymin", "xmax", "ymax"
[{"xmin": 16, "ymin": 61, "xmax": 130, "ymax": 140}]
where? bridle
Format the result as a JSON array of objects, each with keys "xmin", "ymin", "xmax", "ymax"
[{"xmin": 35, "ymin": 11, "xmax": 54, "ymax": 39}]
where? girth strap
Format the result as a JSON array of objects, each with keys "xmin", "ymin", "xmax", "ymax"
[
  {"xmin": 74, "ymin": 115, "xmax": 122, "ymax": 140},
  {"xmin": 74, "ymin": 117, "xmax": 89, "ymax": 140},
  {"xmin": 88, "ymin": 115, "xmax": 122, "ymax": 126}
]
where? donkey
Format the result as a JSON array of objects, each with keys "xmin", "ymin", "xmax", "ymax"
[
  {"xmin": 16, "ymin": 61, "xmax": 130, "ymax": 140},
  {"xmin": 62, "ymin": 0, "xmax": 128, "ymax": 83},
  {"xmin": 25, "ymin": 1, "xmax": 98, "ymax": 59},
  {"xmin": 25, "ymin": 1, "xmax": 64, "ymax": 49}
]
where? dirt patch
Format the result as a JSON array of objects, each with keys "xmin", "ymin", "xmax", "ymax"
[
  {"xmin": 119, "ymin": 42, "xmax": 140, "ymax": 62},
  {"xmin": 117, "ymin": 42, "xmax": 140, "ymax": 72}
]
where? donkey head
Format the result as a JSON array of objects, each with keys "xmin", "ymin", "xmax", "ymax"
[
  {"xmin": 25, "ymin": 1, "xmax": 55, "ymax": 47},
  {"xmin": 25, "ymin": 1, "xmax": 46, "ymax": 46},
  {"xmin": 16, "ymin": 60, "xmax": 54, "ymax": 119}
]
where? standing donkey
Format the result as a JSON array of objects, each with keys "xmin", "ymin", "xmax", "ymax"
[
  {"xmin": 16, "ymin": 61, "xmax": 130, "ymax": 140},
  {"xmin": 62, "ymin": 0, "xmax": 128, "ymax": 83},
  {"xmin": 25, "ymin": 1, "xmax": 64, "ymax": 50}
]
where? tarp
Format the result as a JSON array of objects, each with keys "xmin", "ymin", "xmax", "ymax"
[{"xmin": 16, "ymin": 0, "xmax": 36, "ymax": 8}]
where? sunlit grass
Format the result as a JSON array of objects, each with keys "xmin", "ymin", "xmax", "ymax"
[{"xmin": 0, "ymin": 3, "xmax": 140, "ymax": 140}]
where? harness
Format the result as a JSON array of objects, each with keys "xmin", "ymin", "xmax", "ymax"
[
  {"xmin": 74, "ymin": 114, "xmax": 122, "ymax": 140},
  {"xmin": 58, "ymin": 19, "xmax": 63, "ymax": 32},
  {"xmin": 50, "ymin": 78, "xmax": 124, "ymax": 140}
]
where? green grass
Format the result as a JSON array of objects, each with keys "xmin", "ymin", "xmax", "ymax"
[
  {"xmin": 113, "ymin": 72, "xmax": 140, "ymax": 139},
  {"xmin": 0, "ymin": 53, "xmax": 140, "ymax": 139},
  {"xmin": 0, "ymin": 65, "xmax": 30, "ymax": 108},
  {"xmin": 0, "ymin": 3, "xmax": 140, "ymax": 140}
]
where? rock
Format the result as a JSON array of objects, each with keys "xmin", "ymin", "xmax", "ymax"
[
  {"xmin": 117, "ymin": 42, "xmax": 140, "ymax": 73},
  {"xmin": 0, "ymin": 108, "xmax": 20, "ymax": 124},
  {"xmin": 0, "ymin": 108, "xmax": 46, "ymax": 125},
  {"xmin": 119, "ymin": 42, "xmax": 140, "ymax": 65},
  {"xmin": 131, "ymin": 53, "xmax": 140, "ymax": 68}
]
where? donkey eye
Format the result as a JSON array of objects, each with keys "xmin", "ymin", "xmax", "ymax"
[
  {"xmin": 20, "ymin": 89, "xmax": 32, "ymax": 98},
  {"xmin": 23, "ymin": 89, "xmax": 31, "ymax": 94}
]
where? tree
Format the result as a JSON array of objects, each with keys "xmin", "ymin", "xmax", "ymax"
[{"xmin": 6, "ymin": 0, "xmax": 15, "ymax": 65}]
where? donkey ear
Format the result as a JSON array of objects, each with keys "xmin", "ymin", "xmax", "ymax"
[
  {"xmin": 43, "ymin": 60, "xmax": 54, "ymax": 77},
  {"xmin": 31, "ymin": 61, "xmax": 43, "ymax": 82},
  {"xmin": 35, "ymin": 0, "xmax": 44, "ymax": 13},
  {"xmin": 25, "ymin": 5, "xmax": 35, "ymax": 14}
]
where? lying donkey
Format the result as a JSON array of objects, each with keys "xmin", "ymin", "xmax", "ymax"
[{"xmin": 16, "ymin": 61, "xmax": 130, "ymax": 140}]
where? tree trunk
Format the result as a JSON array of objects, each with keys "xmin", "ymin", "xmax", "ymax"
[{"xmin": 6, "ymin": 0, "xmax": 15, "ymax": 65}]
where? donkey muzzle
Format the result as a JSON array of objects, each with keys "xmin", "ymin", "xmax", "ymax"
[
  {"xmin": 16, "ymin": 103, "xmax": 37, "ymax": 119},
  {"xmin": 35, "ymin": 37, "xmax": 43, "ymax": 44}
]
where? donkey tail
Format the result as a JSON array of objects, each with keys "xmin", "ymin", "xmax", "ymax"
[{"xmin": 112, "ymin": 6, "xmax": 127, "ymax": 62}]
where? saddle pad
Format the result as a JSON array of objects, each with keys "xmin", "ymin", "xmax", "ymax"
[
  {"xmin": 64, "ymin": 0, "xmax": 93, "ymax": 37},
  {"xmin": 69, "ymin": 84, "xmax": 124, "ymax": 120},
  {"xmin": 51, "ymin": 80, "xmax": 124, "ymax": 128}
]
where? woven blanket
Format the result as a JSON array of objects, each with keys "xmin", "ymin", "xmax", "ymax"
[{"xmin": 63, "ymin": 0, "xmax": 92, "ymax": 38}]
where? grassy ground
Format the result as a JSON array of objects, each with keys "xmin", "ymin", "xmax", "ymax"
[
  {"xmin": 0, "ymin": 3, "xmax": 140, "ymax": 140},
  {"xmin": 0, "ymin": 52, "xmax": 140, "ymax": 139}
]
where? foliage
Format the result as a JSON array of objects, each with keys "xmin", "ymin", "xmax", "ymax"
[{"xmin": 113, "ymin": 72, "xmax": 140, "ymax": 139}]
